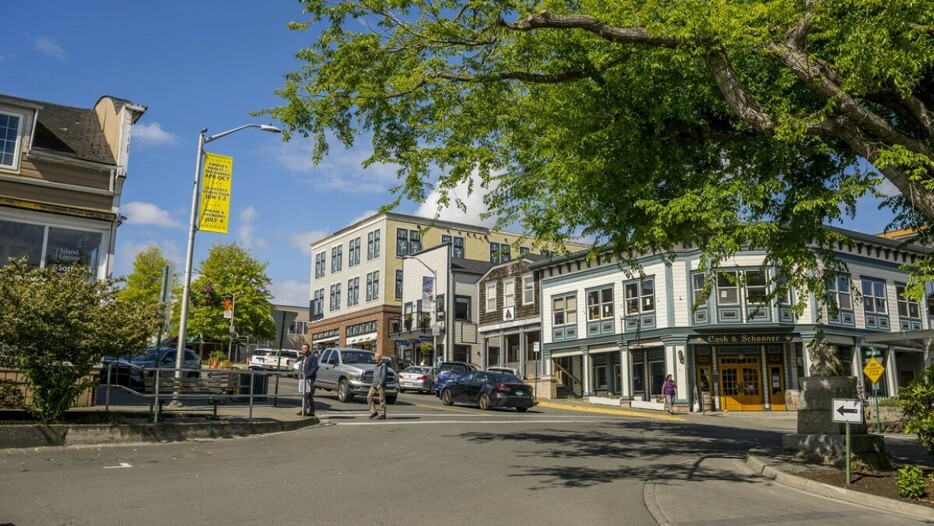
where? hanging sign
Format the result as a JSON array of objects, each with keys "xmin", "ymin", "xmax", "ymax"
[{"xmin": 198, "ymin": 152, "xmax": 233, "ymax": 234}]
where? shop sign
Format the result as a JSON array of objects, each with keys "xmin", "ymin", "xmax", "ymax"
[{"xmin": 690, "ymin": 334, "xmax": 795, "ymax": 345}]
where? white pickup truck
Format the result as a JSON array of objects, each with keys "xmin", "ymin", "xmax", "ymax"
[{"xmin": 248, "ymin": 348, "xmax": 301, "ymax": 371}]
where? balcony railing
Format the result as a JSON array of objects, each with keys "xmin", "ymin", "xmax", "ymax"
[{"xmin": 389, "ymin": 311, "xmax": 434, "ymax": 336}]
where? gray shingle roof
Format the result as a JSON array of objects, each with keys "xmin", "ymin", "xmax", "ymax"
[
  {"xmin": 0, "ymin": 94, "xmax": 116, "ymax": 166},
  {"xmin": 451, "ymin": 258, "xmax": 493, "ymax": 275}
]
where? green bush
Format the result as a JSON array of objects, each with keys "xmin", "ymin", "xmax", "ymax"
[
  {"xmin": 897, "ymin": 465, "xmax": 926, "ymax": 499},
  {"xmin": 899, "ymin": 365, "xmax": 934, "ymax": 462},
  {"xmin": 878, "ymin": 397, "xmax": 902, "ymax": 408}
]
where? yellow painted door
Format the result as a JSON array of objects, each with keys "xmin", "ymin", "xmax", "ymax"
[
  {"xmin": 768, "ymin": 365, "xmax": 785, "ymax": 410},
  {"xmin": 719, "ymin": 357, "xmax": 764, "ymax": 411}
]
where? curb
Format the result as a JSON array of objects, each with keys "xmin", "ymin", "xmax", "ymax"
[
  {"xmin": 536, "ymin": 400, "xmax": 686, "ymax": 421},
  {"xmin": 0, "ymin": 417, "xmax": 324, "ymax": 449},
  {"xmin": 746, "ymin": 453, "xmax": 934, "ymax": 522}
]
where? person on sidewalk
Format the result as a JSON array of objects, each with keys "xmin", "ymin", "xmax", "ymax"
[
  {"xmin": 298, "ymin": 343, "xmax": 319, "ymax": 421},
  {"xmin": 663, "ymin": 374, "xmax": 677, "ymax": 414},
  {"xmin": 368, "ymin": 351, "xmax": 389, "ymax": 420}
]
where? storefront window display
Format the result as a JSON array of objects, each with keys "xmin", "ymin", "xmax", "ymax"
[{"xmin": 0, "ymin": 219, "xmax": 102, "ymax": 272}]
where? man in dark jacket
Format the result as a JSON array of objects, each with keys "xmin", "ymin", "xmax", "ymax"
[
  {"xmin": 299, "ymin": 343, "xmax": 320, "ymax": 419},
  {"xmin": 367, "ymin": 351, "xmax": 388, "ymax": 419}
]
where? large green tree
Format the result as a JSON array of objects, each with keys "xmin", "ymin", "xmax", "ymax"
[
  {"xmin": 263, "ymin": 0, "xmax": 934, "ymax": 304},
  {"xmin": 0, "ymin": 261, "xmax": 157, "ymax": 422},
  {"xmin": 172, "ymin": 243, "xmax": 276, "ymax": 345},
  {"xmin": 118, "ymin": 245, "xmax": 174, "ymax": 341}
]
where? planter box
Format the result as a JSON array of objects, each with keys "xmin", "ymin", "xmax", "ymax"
[{"xmin": 0, "ymin": 368, "xmax": 96, "ymax": 409}]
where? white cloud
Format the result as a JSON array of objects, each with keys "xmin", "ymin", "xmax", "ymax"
[
  {"xmin": 349, "ymin": 210, "xmax": 377, "ymax": 225},
  {"xmin": 34, "ymin": 36, "xmax": 64, "ymax": 60},
  {"xmin": 266, "ymin": 140, "xmax": 399, "ymax": 193},
  {"xmin": 114, "ymin": 239, "xmax": 182, "ymax": 278},
  {"xmin": 415, "ymin": 174, "xmax": 499, "ymax": 228},
  {"xmin": 876, "ymin": 178, "xmax": 899, "ymax": 198},
  {"xmin": 290, "ymin": 230, "xmax": 328, "ymax": 257},
  {"xmin": 123, "ymin": 201, "xmax": 183, "ymax": 228},
  {"xmin": 133, "ymin": 122, "xmax": 179, "ymax": 147},
  {"xmin": 270, "ymin": 280, "xmax": 311, "ymax": 306},
  {"xmin": 238, "ymin": 206, "xmax": 267, "ymax": 250}
]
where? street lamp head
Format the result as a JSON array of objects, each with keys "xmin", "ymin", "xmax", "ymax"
[{"xmin": 259, "ymin": 124, "xmax": 282, "ymax": 133}]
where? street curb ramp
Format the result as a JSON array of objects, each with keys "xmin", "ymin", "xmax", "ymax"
[{"xmin": 0, "ymin": 418, "xmax": 319, "ymax": 449}]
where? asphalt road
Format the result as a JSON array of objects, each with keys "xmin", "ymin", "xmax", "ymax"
[{"xmin": 0, "ymin": 391, "xmax": 927, "ymax": 526}]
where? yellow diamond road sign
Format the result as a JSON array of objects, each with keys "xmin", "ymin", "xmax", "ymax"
[{"xmin": 863, "ymin": 357, "xmax": 885, "ymax": 384}]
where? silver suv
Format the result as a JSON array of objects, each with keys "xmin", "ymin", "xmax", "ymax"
[{"xmin": 316, "ymin": 348, "xmax": 399, "ymax": 404}]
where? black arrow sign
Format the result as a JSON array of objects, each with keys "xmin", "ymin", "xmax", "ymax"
[{"xmin": 836, "ymin": 406, "xmax": 857, "ymax": 416}]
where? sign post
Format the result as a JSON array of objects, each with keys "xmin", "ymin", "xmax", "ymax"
[
  {"xmin": 832, "ymin": 398, "xmax": 864, "ymax": 485},
  {"xmin": 863, "ymin": 350, "xmax": 885, "ymax": 433}
]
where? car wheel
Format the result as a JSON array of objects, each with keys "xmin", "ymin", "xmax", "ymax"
[
  {"xmin": 399, "ymin": 388, "xmax": 406, "ymax": 394},
  {"xmin": 516, "ymin": 406, "xmax": 529, "ymax": 412},
  {"xmin": 441, "ymin": 389, "xmax": 454, "ymax": 406},
  {"xmin": 386, "ymin": 396, "xmax": 397, "ymax": 405},
  {"xmin": 337, "ymin": 379, "xmax": 353, "ymax": 403},
  {"xmin": 478, "ymin": 393, "xmax": 491, "ymax": 411}
]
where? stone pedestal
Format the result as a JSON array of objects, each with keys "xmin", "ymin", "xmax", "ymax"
[{"xmin": 782, "ymin": 376, "xmax": 887, "ymax": 467}]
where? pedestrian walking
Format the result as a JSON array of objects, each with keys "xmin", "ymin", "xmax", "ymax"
[
  {"xmin": 298, "ymin": 343, "xmax": 319, "ymax": 421},
  {"xmin": 368, "ymin": 351, "xmax": 389, "ymax": 420},
  {"xmin": 663, "ymin": 374, "xmax": 677, "ymax": 414}
]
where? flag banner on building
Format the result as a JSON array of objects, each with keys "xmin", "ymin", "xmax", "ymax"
[
  {"xmin": 422, "ymin": 275, "xmax": 434, "ymax": 310},
  {"xmin": 198, "ymin": 152, "xmax": 233, "ymax": 234}
]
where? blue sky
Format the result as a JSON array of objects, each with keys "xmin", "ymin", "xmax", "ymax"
[{"xmin": 1, "ymin": 1, "xmax": 897, "ymax": 306}]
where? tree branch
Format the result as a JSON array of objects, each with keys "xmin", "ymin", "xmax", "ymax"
[
  {"xmin": 704, "ymin": 49, "xmax": 777, "ymax": 133},
  {"xmin": 501, "ymin": 11, "xmax": 680, "ymax": 48}
]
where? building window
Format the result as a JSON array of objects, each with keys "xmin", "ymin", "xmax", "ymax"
[
  {"xmin": 586, "ymin": 285, "xmax": 614, "ymax": 336},
  {"xmin": 454, "ymin": 295, "xmax": 471, "ymax": 320},
  {"xmin": 897, "ymin": 284, "xmax": 922, "ymax": 331},
  {"xmin": 313, "ymin": 288, "xmax": 324, "ymax": 316},
  {"xmin": 625, "ymin": 278, "xmax": 655, "ymax": 314},
  {"xmin": 0, "ymin": 112, "xmax": 23, "ymax": 171},
  {"xmin": 329, "ymin": 284, "xmax": 342, "ymax": 311},
  {"xmin": 409, "ymin": 230, "xmax": 421, "ymax": 254},
  {"xmin": 331, "ymin": 245, "xmax": 343, "ymax": 272},
  {"xmin": 366, "ymin": 271, "xmax": 380, "ymax": 301},
  {"xmin": 485, "ymin": 282, "xmax": 497, "ymax": 312},
  {"xmin": 436, "ymin": 294, "xmax": 445, "ymax": 323},
  {"xmin": 692, "ymin": 272, "xmax": 709, "ymax": 324},
  {"xmin": 442, "ymin": 235, "xmax": 465, "ymax": 258},
  {"xmin": 397, "ymin": 228, "xmax": 409, "ymax": 257},
  {"xmin": 490, "ymin": 242, "xmax": 500, "ymax": 264},
  {"xmin": 745, "ymin": 269, "xmax": 768, "ymax": 320},
  {"xmin": 348, "ymin": 237, "xmax": 360, "ymax": 267},
  {"xmin": 519, "ymin": 246, "xmax": 530, "ymax": 255},
  {"xmin": 522, "ymin": 275, "xmax": 534, "ymax": 305},
  {"xmin": 716, "ymin": 272, "xmax": 739, "ymax": 305},
  {"xmin": 347, "ymin": 277, "xmax": 359, "ymax": 307},
  {"xmin": 552, "ymin": 293, "xmax": 577, "ymax": 341},
  {"xmin": 314, "ymin": 252, "xmax": 326, "ymax": 278},
  {"xmin": 827, "ymin": 274, "xmax": 854, "ymax": 326},
  {"xmin": 367, "ymin": 229, "xmax": 381, "ymax": 259},
  {"xmin": 504, "ymin": 279, "xmax": 515, "ymax": 308},
  {"xmin": 289, "ymin": 320, "xmax": 307, "ymax": 335},
  {"xmin": 395, "ymin": 269, "xmax": 403, "ymax": 299},
  {"xmin": 862, "ymin": 277, "xmax": 889, "ymax": 330}
]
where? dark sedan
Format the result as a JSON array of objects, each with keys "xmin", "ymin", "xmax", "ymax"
[{"xmin": 439, "ymin": 371, "xmax": 535, "ymax": 412}]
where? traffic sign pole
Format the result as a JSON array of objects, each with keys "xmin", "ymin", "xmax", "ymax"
[
  {"xmin": 874, "ymin": 382, "xmax": 881, "ymax": 433},
  {"xmin": 845, "ymin": 422, "xmax": 852, "ymax": 485}
]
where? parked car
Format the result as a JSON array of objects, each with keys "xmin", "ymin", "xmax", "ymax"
[
  {"xmin": 249, "ymin": 348, "xmax": 301, "ymax": 371},
  {"xmin": 315, "ymin": 348, "xmax": 399, "ymax": 403},
  {"xmin": 487, "ymin": 366, "xmax": 520, "ymax": 376},
  {"xmin": 440, "ymin": 371, "xmax": 535, "ymax": 411},
  {"xmin": 399, "ymin": 366, "xmax": 434, "ymax": 393},
  {"xmin": 432, "ymin": 361, "xmax": 477, "ymax": 396},
  {"xmin": 100, "ymin": 347, "xmax": 201, "ymax": 390}
]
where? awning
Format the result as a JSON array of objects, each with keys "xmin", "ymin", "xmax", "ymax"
[
  {"xmin": 312, "ymin": 335, "xmax": 339, "ymax": 344},
  {"xmin": 346, "ymin": 333, "xmax": 377, "ymax": 345}
]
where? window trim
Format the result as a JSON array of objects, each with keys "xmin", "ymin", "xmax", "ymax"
[
  {"xmin": 522, "ymin": 275, "xmax": 534, "ymax": 306},
  {"xmin": 0, "ymin": 111, "xmax": 24, "ymax": 172},
  {"xmin": 504, "ymin": 279, "xmax": 515, "ymax": 309},
  {"xmin": 485, "ymin": 282, "xmax": 497, "ymax": 313}
]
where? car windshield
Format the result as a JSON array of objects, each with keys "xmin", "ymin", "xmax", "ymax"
[
  {"xmin": 404, "ymin": 366, "xmax": 430, "ymax": 374},
  {"xmin": 439, "ymin": 363, "xmax": 468, "ymax": 375},
  {"xmin": 139, "ymin": 348, "xmax": 161, "ymax": 361},
  {"xmin": 342, "ymin": 351, "xmax": 376, "ymax": 364},
  {"xmin": 491, "ymin": 373, "xmax": 523, "ymax": 384}
]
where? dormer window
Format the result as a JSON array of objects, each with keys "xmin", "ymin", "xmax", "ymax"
[{"xmin": 0, "ymin": 111, "xmax": 24, "ymax": 171}]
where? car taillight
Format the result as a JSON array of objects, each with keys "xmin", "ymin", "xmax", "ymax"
[
  {"xmin": 495, "ymin": 384, "xmax": 512, "ymax": 392},
  {"xmin": 417, "ymin": 375, "xmax": 427, "ymax": 380}
]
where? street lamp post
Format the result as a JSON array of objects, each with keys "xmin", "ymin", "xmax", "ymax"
[{"xmin": 175, "ymin": 124, "xmax": 281, "ymax": 382}]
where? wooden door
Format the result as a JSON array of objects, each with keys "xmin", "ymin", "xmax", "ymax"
[{"xmin": 719, "ymin": 357, "xmax": 764, "ymax": 411}]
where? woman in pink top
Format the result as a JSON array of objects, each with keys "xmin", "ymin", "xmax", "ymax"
[{"xmin": 663, "ymin": 374, "xmax": 677, "ymax": 414}]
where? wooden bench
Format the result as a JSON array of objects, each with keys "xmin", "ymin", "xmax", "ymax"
[{"xmin": 144, "ymin": 371, "xmax": 239, "ymax": 420}]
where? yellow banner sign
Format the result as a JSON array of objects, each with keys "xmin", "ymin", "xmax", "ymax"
[
  {"xmin": 198, "ymin": 153, "xmax": 233, "ymax": 234},
  {"xmin": 863, "ymin": 357, "xmax": 885, "ymax": 384}
]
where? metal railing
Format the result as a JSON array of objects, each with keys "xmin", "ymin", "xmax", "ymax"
[{"xmin": 99, "ymin": 362, "xmax": 309, "ymax": 423}]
